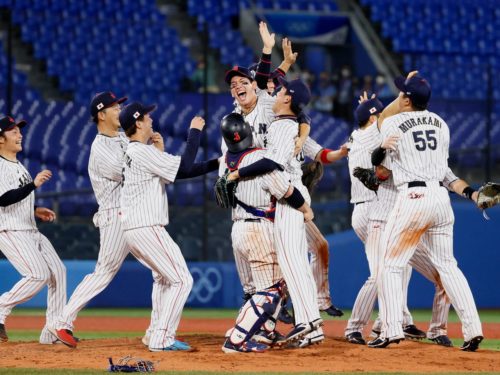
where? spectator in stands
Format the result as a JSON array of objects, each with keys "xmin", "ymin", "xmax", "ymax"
[
  {"xmin": 300, "ymin": 68, "xmax": 315, "ymax": 88},
  {"xmin": 335, "ymin": 65, "xmax": 355, "ymax": 122},
  {"xmin": 312, "ymin": 72, "xmax": 337, "ymax": 113},
  {"xmin": 374, "ymin": 74, "xmax": 393, "ymax": 101},
  {"xmin": 189, "ymin": 56, "xmax": 220, "ymax": 93},
  {"xmin": 358, "ymin": 75, "xmax": 374, "ymax": 98}
]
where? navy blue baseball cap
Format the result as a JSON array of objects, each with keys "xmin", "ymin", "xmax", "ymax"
[
  {"xmin": 355, "ymin": 98, "xmax": 384, "ymax": 124},
  {"xmin": 394, "ymin": 75, "xmax": 431, "ymax": 107},
  {"xmin": 277, "ymin": 77, "xmax": 311, "ymax": 111},
  {"xmin": 119, "ymin": 102, "xmax": 157, "ymax": 131},
  {"xmin": 0, "ymin": 115, "xmax": 27, "ymax": 134},
  {"xmin": 90, "ymin": 91, "xmax": 127, "ymax": 119},
  {"xmin": 225, "ymin": 66, "xmax": 254, "ymax": 85}
]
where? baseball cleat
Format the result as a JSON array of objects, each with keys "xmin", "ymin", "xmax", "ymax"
[
  {"xmin": 0, "ymin": 323, "xmax": 8, "ymax": 342},
  {"xmin": 370, "ymin": 329, "xmax": 381, "ymax": 338},
  {"xmin": 297, "ymin": 333, "xmax": 325, "ymax": 348},
  {"xmin": 150, "ymin": 339, "xmax": 191, "ymax": 352},
  {"xmin": 321, "ymin": 305, "xmax": 344, "ymax": 317},
  {"xmin": 51, "ymin": 328, "xmax": 78, "ymax": 348},
  {"xmin": 346, "ymin": 332, "xmax": 366, "ymax": 345},
  {"xmin": 277, "ymin": 306, "xmax": 294, "ymax": 325},
  {"xmin": 252, "ymin": 329, "xmax": 286, "ymax": 347},
  {"xmin": 142, "ymin": 335, "xmax": 150, "ymax": 347},
  {"xmin": 222, "ymin": 339, "xmax": 269, "ymax": 353},
  {"xmin": 430, "ymin": 335, "xmax": 453, "ymax": 347},
  {"xmin": 460, "ymin": 335, "xmax": 483, "ymax": 352},
  {"xmin": 403, "ymin": 324, "xmax": 426, "ymax": 340},
  {"xmin": 367, "ymin": 336, "xmax": 403, "ymax": 348},
  {"xmin": 285, "ymin": 318, "xmax": 323, "ymax": 342}
]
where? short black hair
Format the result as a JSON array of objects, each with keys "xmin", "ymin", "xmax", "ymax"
[
  {"xmin": 403, "ymin": 94, "xmax": 427, "ymax": 111},
  {"xmin": 124, "ymin": 114, "xmax": 143, "ymax": 137}
]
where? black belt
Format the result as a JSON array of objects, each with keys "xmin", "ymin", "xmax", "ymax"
[
  {"xmin": 408, "ymin": 181, "xmax": 444, "ymax": 188},
  {"xmin": 244, "ymin": 218, "xmax": 261, "ymax": 222},
  {"xmin": 355, "ymin": 201, "xmax": 366, "ymax": 206}
]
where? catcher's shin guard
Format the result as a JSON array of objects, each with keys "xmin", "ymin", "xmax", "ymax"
[{"xmin": 228, "ymin": 284, "xmax": 283, "ymax": 346}]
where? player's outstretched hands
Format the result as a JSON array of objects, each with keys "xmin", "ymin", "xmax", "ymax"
[
  {"xmin": 34, "ymin": 169, "xmax": 52, "ymax": 187},
  {"xmin": 190, "ymin": 116, "xmax": 206, "ymax": 131},
  {"xmin": 35, "ymin": 207, "xmax": 56, "ymax": 222},
  {"xmin": 303, "ymin": 204, "xmax": 314, "ymax": 222},
  {"xmin": 358, "ymin": 91, "xmax": 376, "ymax": 104},
  {"xmin": 151, "ymin": 132, "xmax": 164, "ymax": 151},
  {"xmin": 259, "ymin": 21, "xmax": 275, "ymax": 54},
  {"xmin": 293, "ymin": 136, "xmax": 305, "ymax": 156},
  {"xmin": 282, "ymin": 37, "xmax": 298, "ymax": 65},
  {"xmin": 381, "ymin": 135, "xmax": 400, "ymax": 151},
  {"xmin": 339, "ymin": 143, "xmax": 349, "ymax": 157}
]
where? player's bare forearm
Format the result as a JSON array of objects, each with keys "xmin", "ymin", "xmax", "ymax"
[
  {"xmin": 378, "ymin": 97, "xmax": 399, "ymax": 128},
  {"xmin": 315, "ymin": 145, "xmax": 348, "ymax": 164},
  {"xmin": 449, "ymin": 179, "xmax": 478, "ymax": 202}
]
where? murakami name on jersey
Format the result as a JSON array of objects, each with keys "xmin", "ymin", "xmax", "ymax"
[{"xmin": 398, "ymin": 116, "xmax": 442, "ymax": 133}]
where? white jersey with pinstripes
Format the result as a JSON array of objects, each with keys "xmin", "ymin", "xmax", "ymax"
[
  {"xmin": 348, "ymin": 123, "xmax": 380, "ymax": 204},
  {"xmin": 219, "ymin": 91, "xmax": 276, "ymax": 176},
  {"xmin": 0, "ymin": 157, "xmax": 36, "ymax": 231},
  {"xmin": 230, "ymin": 149, "xmax": 290, "ymax": 221},
  {"xmin": 302, "ymin": 137, "xmax": 322, "ymax": 160},
  {"xmin": 88, "ymin": 133, "xmax": 128, "ymax": 210},
  {"xmin": 120, "ymin": 142, "xmax": 180, "ymax": 230},
  {"xmin": 381, "ymin": 111, "xmax": 449, "ymax": 186}
]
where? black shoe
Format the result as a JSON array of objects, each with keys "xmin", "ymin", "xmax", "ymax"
[
  {"xmin": 403, "ymin": 324, "xmax": 426, "ymax": 339},
  {"xmin": 277, "ymin": 305, "xmax": 294, "ymax": 325},
  {"xmin": 430, "ymin": 335, "xmax": 453, "ymax": 347},
  {"xmin": 321, "ymin": 305, "xmax": 344, "ymax": 317},
  {"xmin": 346, "ymin": 332, "xmax": 366, "ymax": 345},
  {"xmin": 285, "ymin": 318, "xmax": 323, "ymax": 342},
  {"xmin": 0, "ymin": 323, "xmax": 8, "ymax": 342},
  {"xmin": 367, "ymin": 337, "xmax": 403, "ymax": 348},
  {"xmin": 460, "ymin": 336, "xmax": 483, "ymax": 352}
]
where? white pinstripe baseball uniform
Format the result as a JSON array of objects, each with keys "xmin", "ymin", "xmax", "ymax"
[
  {"xmin": 121, "ymin": 141, "xmax": 193, "ymax": 350},
  {"xmin": 345, "ymin": 122, "xmax": 413, "ymax": 335},
  {"xmin": 377, "ymin": 110, "xmax": 482, "ymax": 342},
  {"xmin": 0, "ymin": 157, "xmax": 66, "ymax": 344},
  {"xmin": 56, "ymin": 133, "xmax": 161, "ymax": 335},
  {"xmin": 266, "ymin": 116, "xmax": 322, "ymax": 337}
]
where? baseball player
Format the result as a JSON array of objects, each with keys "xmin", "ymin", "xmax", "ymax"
[
  {"xmin": 219, "ymin": 113, "xmax": 315, "ymax": 353},
  {"xmin": 373, "ymin": 74, "xmax": 483, "ymax": 351},
  {"xmin": 228, "ymin": 78, "xmax": 325, "ymax": 347},
  {"xmin": 345, "ymin": 96, "xmax": 428, "ymax": 344},
  {"xmin": 51, "ymin": 92, "xmax": 162, "ymax": 348},
  {"xmin": 0, "ymin": 115, "xmax": 66, "ymax": 345},
  {"xmin": 226, "ymin": 23, "xmax": 344, "ymax": 321},
  {"xmin": 119, "ymin": 101, "xmax": 217, "ymax": 352}
]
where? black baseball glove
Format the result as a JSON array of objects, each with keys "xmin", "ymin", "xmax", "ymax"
[
  {"xmin": 353, "ymin": 167, "xmax": 380, "ymax": 191},
  {"xmin": 214, "ymin": 171, "xmax": 238, "ymax": 208},
  {"xmin": 301, "ymin": 161, "xmax": 324, "ymax": 193}
]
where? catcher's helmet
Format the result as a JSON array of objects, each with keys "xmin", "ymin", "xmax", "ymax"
[{"xmin": 221, "ymin": 113, "xmax": 253, "ymax": 153}]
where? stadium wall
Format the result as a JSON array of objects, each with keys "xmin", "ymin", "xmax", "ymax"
[{"xmin": 1, "ymin": 202, "xmax": 498, "ymax": 309}]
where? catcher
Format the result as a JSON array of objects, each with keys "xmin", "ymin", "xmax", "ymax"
[{"xmin": 215, "ymin": 113, "xmax": 315, "ymax": 353}]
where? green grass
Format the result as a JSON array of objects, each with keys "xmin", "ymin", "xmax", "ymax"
[
  {"xmin": 0, "ymin": 372, "xmax": 499, "ymax": 375},
  {"xmin": 11, "ymin": 308, "xmax": 500, "ymax": 323}
]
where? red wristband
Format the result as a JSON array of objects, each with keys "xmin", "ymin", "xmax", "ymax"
[{"xmin": 320, "ymin": 149, "xmax": 333, "ymax": 164}]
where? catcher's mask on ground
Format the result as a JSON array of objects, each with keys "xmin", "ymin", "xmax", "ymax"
[{"xmin": 221, "ymin": 113, "xmax": 253, "ymax": 152}]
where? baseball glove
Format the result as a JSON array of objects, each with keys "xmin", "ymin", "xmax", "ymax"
[
  {"xmin": 476, "ymin": 182, "xmax": 500, "ymax": 210},
  {"xmin": 353, "ymin": 167, "xmax": 379, "ymax": 191},
  {"xmin": 301, "ymin": 161, "xmax": 324, "ymax": 193},
  {"xmin": 108, "ymin": 356, "xmax": 156, "ymax": 372},
  {"xmin": 214, "ymin": 171, "xmax": 238, "ymax": 208}
]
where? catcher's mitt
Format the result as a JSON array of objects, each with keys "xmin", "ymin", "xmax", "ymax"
[
  {"xmin": 301, "ymin": 161, "xmax": 324, "ymax": 193},
  {"xmin": 353, "ymin": 167, "xmax": 379, "ymax": 191},
  {"xmin": 214, "ymin": 171, "xmax": 238, "ymax": 208},
  {"xmin": 108, "ymin": 356, "xmax": 156, "ymax": 372},
  {"xmin": 476, "ymin": 182, "xmax": 500, "ymax": 210}
]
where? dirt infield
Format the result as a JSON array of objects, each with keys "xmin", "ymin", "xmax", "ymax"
[{"xmin": 1, "ymin": 316, "xmax": 500, "ymax": 373}]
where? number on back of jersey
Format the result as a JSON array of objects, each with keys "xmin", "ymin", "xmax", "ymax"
[{"xmin": 412, "ymin": 130, "xmax": 437, "ymax": 151}]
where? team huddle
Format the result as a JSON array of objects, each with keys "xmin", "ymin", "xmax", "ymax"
[{"xmin": 0, "ymin": 22, "xmax": 495, "ymax": 353}]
